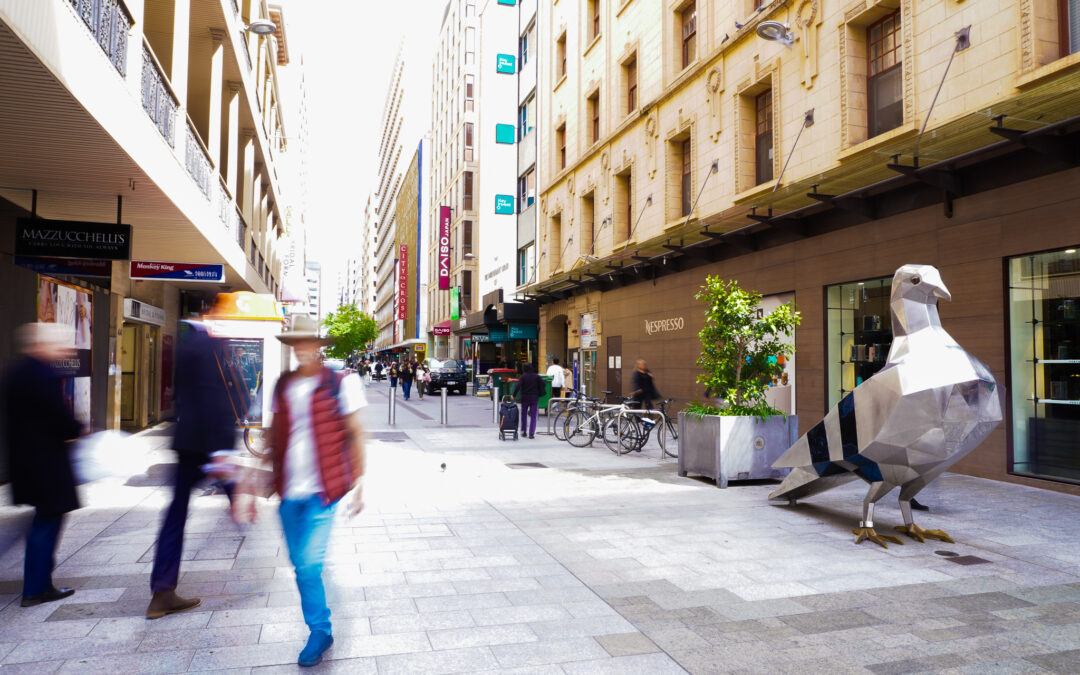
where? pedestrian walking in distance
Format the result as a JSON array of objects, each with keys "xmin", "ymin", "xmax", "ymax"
[
  {"xmin": 631, "ymin": 359, "xmax": 660, "ymax": 412},
  {"xmin": 513, "ymin": 363, "xmax": 543, "ymax": 439},
  {"xmin": 147, "ymin": 320, "xmax": 237, "ymax": 619},
  {"xmin": 416, "ymin": 362, "xmax": 429, "ymax": 400},
  {"xmin": 4, "ymin": 323, "xmax": 83, "ymax": 607},
  {"xmin": 400, "ymin": 360, "xmax": 414, "ymax": 400},
  {"xmin": 388, "ymin": 361, "xmax": 399, "ymax": 388},
  {"xmin": 546, "ymin": 358, "xmax": 565, "ymax": 400},
  {"xmin": 270, "ymin": 315, "xmax": 366, "ymax": 667}
]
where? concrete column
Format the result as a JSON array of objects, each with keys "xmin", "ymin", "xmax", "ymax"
[
  {"xmin": 225, "ymin": 82, "xmax": 241, "ymax": 196},
  {"xmin": 241, "ymin": 131, "xmax": 255, "ymax": 225},
  {"xmin": 207, "ymin": 30, "xmax": 226, "ymax": 168},
  {"xmin": 170, "ymin": 0, "xmax": 190, "ymax": 109},
  {"xmin": 252, "ymin": 170, "xmax": 264, "ymax": 235}
]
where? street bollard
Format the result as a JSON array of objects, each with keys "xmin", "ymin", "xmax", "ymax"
[
  {"xmin": 440, "ymin": 387, "xmax": 448, "ymax": 425},
  {"xmin": 388, "ymin": 384, "xmax": 397, "ymax": 425},
  {"xmin": 492, "ymin": 391, "xmax": 498, "ymax": 425}
]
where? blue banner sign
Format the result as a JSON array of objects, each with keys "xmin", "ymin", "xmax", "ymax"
[
  {"xmin": 496, "ymin": 53, "xmax": 516, "ymax": 73},
  {"xmin": 495, "ymin": 194, "xmax": 515, "ymax": 214}
]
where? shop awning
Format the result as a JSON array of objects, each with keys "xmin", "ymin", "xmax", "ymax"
[{"xmin": 432, "ymin": 320, "xmax": 452, "ymax": 336}]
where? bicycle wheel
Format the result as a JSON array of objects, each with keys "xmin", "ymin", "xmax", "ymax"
[
  {"xmin": 563, "ymin": 410, "xmax": 596, "ymax": 447},
  {"xmin": 661, "ymin": 419, "xmax": 679, "ymax": 458},
  {"xmin": 553, "ymin": 407, "xmax": 574, "ymax": 442},
  {"xmin": 244, "ymin": 427, "xmax": 270, "ymax": 458},
  {"xmin": 601, "ymin": 415, "xmax": 625, "ymax": 454},
  {"xmin": 624, "ymin": 417, "xmax": 648, "ymax": 453}
]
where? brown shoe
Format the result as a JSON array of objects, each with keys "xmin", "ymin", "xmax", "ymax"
[{"xmin": 146, "ymin": 589, "xmax": 201, "ymax": 619}]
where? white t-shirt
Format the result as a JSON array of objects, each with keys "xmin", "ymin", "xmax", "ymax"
[
  {"xmin": 546, "ymin": 364, "xmax": 565, "ymax": 388},
  {"xmin": 275, "ymin": 371, "xmax": 366, "ymax": 499}
]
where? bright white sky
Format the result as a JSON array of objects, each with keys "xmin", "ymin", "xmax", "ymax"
[{"xmin": 278, "ymin": 0, "xmax": 445, "ymax": 291}]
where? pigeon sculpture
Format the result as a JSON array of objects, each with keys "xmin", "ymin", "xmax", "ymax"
[{"xmin": 769, "ymin": 264, "xmax": 1004, "ymax": 547}]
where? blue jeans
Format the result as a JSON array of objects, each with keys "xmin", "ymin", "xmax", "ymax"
[
  {"xmin": 24, "ymin": 510, "xmax": 64, "ymax": 597},
  {"xmin": 401, "ymin": 380, "xmax": 412, "ymax": 399},
  {"xmin": 279, "ymin": 495, "xmax": 337, "ymax": 634}
]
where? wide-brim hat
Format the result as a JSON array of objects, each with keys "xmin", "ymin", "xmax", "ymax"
[{"xmin": 276, "ymin": 314, "xmax": 334, "ymax": 345}]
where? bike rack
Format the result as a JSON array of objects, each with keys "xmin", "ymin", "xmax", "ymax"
[
  {"xmin": 613, "ymin": 408, "xmax": 669, "ymax": 458},
  {"xmin": 541, "ymin": 397, "xmax": 576, "ymax": 436}
]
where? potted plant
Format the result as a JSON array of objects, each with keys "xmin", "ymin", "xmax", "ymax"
[{"xmin": 679, "ymin": 277, "xmax": 801, "ymax": 488}]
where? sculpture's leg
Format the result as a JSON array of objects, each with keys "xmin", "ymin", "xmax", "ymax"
[
  {"xmin": 853, "ymin": 481, "xmax": 903, "ymax": 548},
  {"xmin": 895, "ymin": 483, "xmax": 954, "ymax": 543}
]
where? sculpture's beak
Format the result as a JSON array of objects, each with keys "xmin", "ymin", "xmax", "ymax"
[{"xmin": 933, "ymin": 284, "xmax": 952, "ymax": 302}]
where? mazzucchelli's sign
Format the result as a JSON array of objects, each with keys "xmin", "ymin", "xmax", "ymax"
[
  {"xmin": 16, "ymin": 218, "xmax": 131, "ymax": 260},
  {"xmin": 644, "ymin": 316, "xmax": 685, "ymax": 335}
]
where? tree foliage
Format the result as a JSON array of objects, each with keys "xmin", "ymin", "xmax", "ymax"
[
  {"xmin": 322, "ymin": 304, "xmax": 377, "ymax": 360},
  {"xmin": 692, "ymin": 277, "xmax": 801, "ymax": 419}
]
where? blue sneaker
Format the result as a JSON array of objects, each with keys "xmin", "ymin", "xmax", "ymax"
[{"xmin": 298, "ymin": 630, "xmax": 333, "ymax": 667}]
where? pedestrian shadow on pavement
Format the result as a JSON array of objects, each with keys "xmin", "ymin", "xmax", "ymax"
[{"xmin": 124, "ymin": 462, "xmax": 173, "ymax": 487}]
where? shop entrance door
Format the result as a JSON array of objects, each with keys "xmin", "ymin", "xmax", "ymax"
[
  {"xmin": 580, "ymin": 350, "xmax": 597, "ymax": 399},
  {"xmin": 120, "ymin": 323, "xmax": 137, "ymax": 425},
  {"xmin": 147, "ymin": 326, "xmax": 159, "ymax": 424},
  {"xmin": 606, "ymin": 336, "xmax": 622, "ymax": 399}
]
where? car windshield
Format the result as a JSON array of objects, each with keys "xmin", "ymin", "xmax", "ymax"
[{"xmin": 431, "ymin": 359, "xmax": 462, "ymax": 372}]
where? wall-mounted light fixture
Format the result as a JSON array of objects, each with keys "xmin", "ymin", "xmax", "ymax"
[
  {"xmin": 756, "ymin": 21, "xmax": 794, "ymax": 48},
  {"xmin": 244, "ymin": 19, "xmax": 277, "ymax": 35}
]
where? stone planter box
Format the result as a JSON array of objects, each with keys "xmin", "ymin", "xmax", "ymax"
[{"xmin": 677, "ymin": 412, "xmax": 797, "ymax": 488}]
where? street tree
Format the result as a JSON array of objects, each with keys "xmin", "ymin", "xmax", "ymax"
[{"xmin": 322, "ymin": 303, "xmax": 378, "ymax": 360}]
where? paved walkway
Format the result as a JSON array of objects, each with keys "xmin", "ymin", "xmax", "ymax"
[{"xmin": 1, "ymin": 383, "xmax": 1079, "ymax": 673}]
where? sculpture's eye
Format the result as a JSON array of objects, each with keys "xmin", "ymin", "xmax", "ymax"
[{"xmin": 911, "ymin": 275, "xmax": 922, "ymax": 285}]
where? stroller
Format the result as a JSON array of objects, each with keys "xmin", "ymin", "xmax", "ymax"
[{"xmin": 498, "ymin": 395, "xmax": 519, "ymax": 441}]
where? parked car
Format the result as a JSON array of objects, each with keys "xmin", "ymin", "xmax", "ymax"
[{"xmin": 427, "ymin": 359, "xmax": 468, "ymax": 395}]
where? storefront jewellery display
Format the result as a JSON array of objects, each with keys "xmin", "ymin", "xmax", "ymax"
[{"xmin": 769, "ymin": 265, "xmax": 1004, "ymax": 548}]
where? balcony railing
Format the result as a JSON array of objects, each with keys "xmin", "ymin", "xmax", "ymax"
[
  {"xmin": 230, "ymin": 0, "xmax": 239, "ymax": 16},
  {"xmin": 235, "ymin": 205, "xmax": 248, "ymax": 251},
  {"xmin": 141, "ymin": 42, "xmax": 178, "ymax": 146},
  {"xmin": 239, "ymin": 32, "xmax": 252, "ymax": 71},
  {"xmin": 218, "ymin": 178, "xmax": 232, "ymax": 229},
  {"xmin": 184, "ymin": 118, "xmax": 213, "ymax": 198},
  {"xmin": 70, "ymin": 0, "xmax": 132, "ymax": 76}
]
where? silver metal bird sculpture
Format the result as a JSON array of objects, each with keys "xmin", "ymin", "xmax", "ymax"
[{"xmin": 769, "ymin": 264, "xmax": 1004, "ymax": 547}]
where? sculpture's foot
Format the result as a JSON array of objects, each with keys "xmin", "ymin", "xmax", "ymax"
[
  {"xmin": 853, "ymin": 527, "xmax": 903, "ymax": 548},
  {"xmin": 895, "ymin": 523, "xmax": 955, "ymax": 544}
]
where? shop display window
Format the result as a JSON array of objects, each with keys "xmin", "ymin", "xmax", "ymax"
[
  {"xmin": 826, "ymin": 276, "xmax": 893, "ymax": 408},
  {"xmin": 1008, "ymin": 248, "xmax": 1080, "ymax": 483}
]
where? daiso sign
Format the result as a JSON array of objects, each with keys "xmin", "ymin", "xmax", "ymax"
[{"xmin": 438, "ymin": 206, "xmax": 451, "ymax": 290}]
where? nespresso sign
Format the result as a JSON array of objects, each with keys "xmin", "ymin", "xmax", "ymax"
[
  {"xmin": 15, "ymin": 218, "xmax": 131, "ymax": 260},
  {"xmin": 644, "ymin": 316, "xmax": 685, "ymax": 335}
]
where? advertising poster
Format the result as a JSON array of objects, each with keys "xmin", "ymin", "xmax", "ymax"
[
  {"xmin": 37, "ymin": 275, "xmax": 93, "ymax": 427},
  {"xmin": 161, "ymin": 335, "xmax": 174, "ymax": 411}
]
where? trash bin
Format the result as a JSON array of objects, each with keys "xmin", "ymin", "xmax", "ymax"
[
  {"xmin": 499, "ymin": 378, "xmax": 520, "ymax": 402},
  {"xmin": 488, "ymin": 368, "xmax": 516, "ymax": 400},
  {"xmin": 539, "ymin": 375, "xmax": 553, "ymax": 413}
]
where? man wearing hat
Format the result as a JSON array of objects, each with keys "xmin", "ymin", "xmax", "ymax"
[{"xmin": 270, "ymin": 314, "xmax": 366, "ymax": 667}]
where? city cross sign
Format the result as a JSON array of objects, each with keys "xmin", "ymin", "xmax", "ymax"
[
  {"xmin": 438, "ymin": 206, "xmax": 451, "ymax": 290},
  {"xmin": 496, "ymin": 53, "xmax": 516, "ymax": 73},
  {"xmin": 396, "ymin": 244, "xmax": 408, "ymax": 320}
]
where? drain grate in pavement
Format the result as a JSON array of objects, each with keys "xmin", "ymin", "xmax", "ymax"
[
  {"xmin": 506, "ymin": 462, "xmax": 548, "ymax": 469},
  {"xmin": 947, "ymin": 555, "xmax": 992, "ymax": 566},
  {"xmin": 371, "ymin": 432, "xmax": 410, "ymax": 442}
]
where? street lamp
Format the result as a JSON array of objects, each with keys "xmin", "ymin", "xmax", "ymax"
[{"xmin": 244, "ymin": 19, "xmax": 278, "ymax": 35}]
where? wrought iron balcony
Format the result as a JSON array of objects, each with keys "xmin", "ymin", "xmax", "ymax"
[
  {"xmin": 235, "ymin": 205, "xmax": 248, "ymax": 251},
  {"xmin": 141, "ymin": 42, "xmax": 177, "ymax": 146},
  {"xmin": 219, "ymin": 178, "xmax": 232, "ymax": 229},
  {"xmin": 69, "ymin": 0, "xmax": 132, "ymax": 76},
  {"xmin": 184, "ymin": 118, "xmax": 213, "ymax": 198}
]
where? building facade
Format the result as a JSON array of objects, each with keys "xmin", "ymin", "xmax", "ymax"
[
  {"xmin": 304, "ymin": 260, "xmax": 321, "ymax": 321},
  {"xmin": 0, "ymin": 0, "xmax": 295, "ymax": 453},
  {"xmin": 531, "ymin": 0, "xmax": 1080, "ymax": 494}
]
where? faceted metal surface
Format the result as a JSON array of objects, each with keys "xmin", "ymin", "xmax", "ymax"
[{"xmin": 769, "ymin": 265, "xmax": 1004, "ymax": 542}]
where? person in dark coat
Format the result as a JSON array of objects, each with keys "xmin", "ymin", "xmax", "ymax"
[
  {"xmin": 400, "ymin": 360, "xmax": 415, "ymax": 400},
  {"xmin": 4, "ymin": 322, "xmax": 83, "ymax": 607},
  {"xmin": 146, "ymin": 320, "xmax": 237, "ymax": 619},
  {"xmin": 388, "ymin": 361, "xmax": 399, "ymax": 388},
  {"xmin": 631, "ymin": 359, "xmax": 660, "ymax": 412},
  {"xmin": 512, "ymin": 363, "xmax": 544, "ymax": 438}
]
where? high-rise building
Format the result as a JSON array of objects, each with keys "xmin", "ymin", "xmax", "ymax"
[
  {"xmin": 0, "ymin": 0, "xmax": 296, "ymax": 437},
  {"xmin": 305, "ymin": 260, "xmax": 321, "ymax": 321}
]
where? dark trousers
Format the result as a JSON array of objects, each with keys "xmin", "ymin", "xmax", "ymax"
[
  {"xmin": 150, "ymin": 455, "xmax": 209, "ymax": 593},
  {"xmin": 24, "ymin": 510, "xmax": 65, "ymax": 597},
  {"xmin": 520, "ymin": 400, "xmax": 538, "ymax": 436},
  {"xmin": 402, "ymin": 381, "xmax": 412, "ymax": 399}
]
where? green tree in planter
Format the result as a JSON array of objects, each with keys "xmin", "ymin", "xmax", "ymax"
[
  {"xmin": 322, "ymin": 304, "xmax": 378, "ymax": 361},
  {"xmin": 690, "ymin": 277, "xmax": 801, "ymax": 419}
]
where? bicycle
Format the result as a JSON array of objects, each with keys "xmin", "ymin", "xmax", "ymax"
[
  {"xmin": 552, "ymin": 390, "xmax": 592, "ymax": 442},
  {"xmin": 602, "ymin": 398, "xmax": 679, "ymax": 457},
  {"xmin": 562, "ymin": 393, "xmax": 621, "ymax": 448}
]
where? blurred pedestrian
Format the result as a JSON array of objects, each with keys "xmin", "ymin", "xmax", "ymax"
[
  {"xmin": 631, "ymin": 359, "xmax": 659, "ymax": 412},
  {"xmin": 546, "ymin": 358, "xmax": 565, "ymax": 400},
  {"xmin": 388, "ymin": 361, "xmax": 398, "ymax": 388},
  {"xmin": 4, "ymin": 323, "xmax": 83, "ymax": 607},
  {"xmin": 400, "ymin": 360, "xmax": 414, "ymax": 400},
  {"xmin": 270, "ymin": 315, "xmax": 366, "ymax": 667},
  {"xmin": 147, "ymin": 320, "xmax": 237, "ymax": 619},
  {"xmin": 512, "ymin": 363, "xmax": 542, "ymax": 439},
  {"xmin": 374, "ymin": 360, "xmax": 384, "ymax": 382},
  {"xmin": 416, "ymin": 363, "xmax": 430, "ymax": 400}
]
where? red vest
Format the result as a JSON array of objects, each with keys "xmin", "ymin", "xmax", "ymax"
[{"xmin": 271, "ymin": 367, "xmax": 355, "ymax": 504}]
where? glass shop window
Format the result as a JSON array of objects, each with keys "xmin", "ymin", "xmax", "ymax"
[
  {"xmin": 1008, "ymin": 247, "xmax": 1080, "ymax": 484},
  {"xmin": 826, "ymin": 276, "xmax": 893, "ymax": 409}
]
